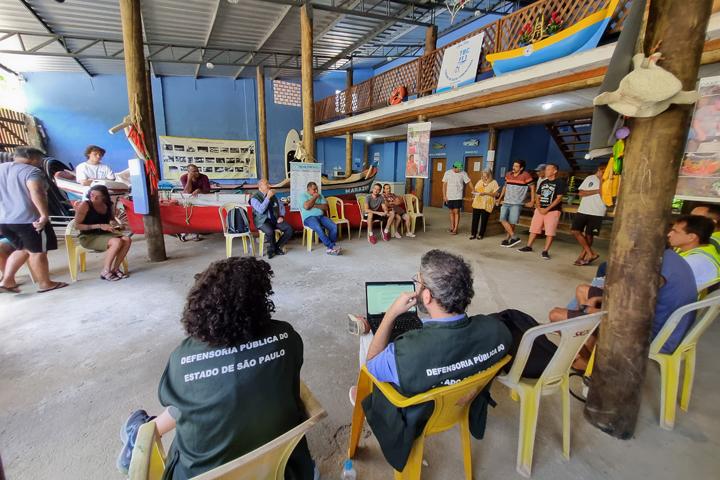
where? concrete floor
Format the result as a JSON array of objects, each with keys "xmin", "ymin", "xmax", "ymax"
[{"xmin": 1, "ymin": 207, "xmax": 718, "ymax": 480}]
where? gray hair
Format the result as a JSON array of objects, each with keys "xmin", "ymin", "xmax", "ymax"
[{"xmin": 420, "ymin": 249, "xmax": 474, "ymax": 314}]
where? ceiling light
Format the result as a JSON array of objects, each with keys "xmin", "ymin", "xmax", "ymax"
[
  {"xmin": 206, "ymin": 62, "xmax": 215, "ymax": 69},
  {"xmin": 366, "ymin": 135, "xmax": 373, "ymax": 143},
  {"xmin": 387, "ymin": 57, "xmax": 394, "ymax": 62},
  {"xmin": 227, "ymin": 0, "xmax": 240, "ymax": 4},
  {"xmin": 474, "ymin": 10, "xmax": 481, "ymax": 16},
  {"xmin": 541, "ymin": 101, "xmax": 554, "ymax": 110},
  {"xmin": 335, "ymin": 89, "xmax": 341, "ymax": 94}
]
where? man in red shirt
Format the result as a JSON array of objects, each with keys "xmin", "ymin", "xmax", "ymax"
[{"xmin": 180, "ymin": 164, "xmax": 211, "ymax": 196}]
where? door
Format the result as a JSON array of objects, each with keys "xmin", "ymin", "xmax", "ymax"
[
  {"xmin": 463, "ymin": 156, "xmax": 484, "ymax": 213},
  {"xmin": 430, "ymin": 157, "xmax": 446, "ymax": 207}
]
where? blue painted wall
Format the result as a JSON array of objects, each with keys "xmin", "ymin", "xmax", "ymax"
[{"xmin": 315, "ymin": 137, "xmax": 366, "ymax": 175}]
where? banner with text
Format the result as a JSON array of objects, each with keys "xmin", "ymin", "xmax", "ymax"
[
  {"xmin": 436, "ymin": 32, "xmax": 485, "ymax": 93},
  {"xmin": 160, "ymin": 135, "xmax": 257, "ymax": 180},
  {"xmin": 290, "ymin": 162, "xmax": 323, "ymax": 212},
  {"xmin": 406, "ymin": 122, "xmax": 432, "ymax": 179}
]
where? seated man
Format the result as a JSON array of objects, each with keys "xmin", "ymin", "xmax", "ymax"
[
  {"xmin": 180, "ymin": 163, "xmax": 211, "ymax": 196},
  {"xmin": 549, "ymin": 249, "xmax": 698, "ymax": 369},
  {"xmin": 251, "ymin": 179, "xmax": 293, "ymax": 259},
  {"xmin": 364, "ymin": 183, "xmax": 390, "ymax": 244},
  {"xmin": 383, "ymin": 183, "xmax": 414, "ymax": 239},
  {"xmin": 690, "ymin": 203, "xmax": 720, "ymax": 252},
  {"xmin": 76, "ymin": 145, "xmax": 115, "ymax": 186},
  {"xmin": 667, "ymin": 214, "xmax": 720, "ymax": 289},
  {"xmin": 117, "ymin": 257, "xmax": 316, "ymax": 479},
  {"xmin": 301, "ymin": 182, "xmax": 341, "ymax": 255},
  {"xmin": 355, "ymin": 250, "xmax": 511, "ymax": 472}
]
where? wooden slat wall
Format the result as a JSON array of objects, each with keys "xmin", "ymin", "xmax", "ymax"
[
  {"xmin": 315, "ymin": 0, "xmax": 631, "ymax": 124},
  {"xmin": 0, "ymin": 107, "xmax": 29, "ymax": 152}
]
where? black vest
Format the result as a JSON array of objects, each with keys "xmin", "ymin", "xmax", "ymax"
[
  {"xmin": 362, "ymin": 314, "xmax": 512, "ymax": 471},
  {"xmin": 252, "ymin": 191, "xmax": 281, "ymax": 227},
  {"xmin": 158, "ymin": 320, "xmax": 310, "ymax": 480}
]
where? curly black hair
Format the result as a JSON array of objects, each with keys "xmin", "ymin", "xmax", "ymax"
[{"xmin": 182, "ymin": 257, "xmax": 276, "ymax": 347}]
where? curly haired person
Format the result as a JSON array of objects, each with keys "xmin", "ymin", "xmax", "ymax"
[{"xmin": 116, "ymin": 257, "xmax": 317, "ymax": 479}]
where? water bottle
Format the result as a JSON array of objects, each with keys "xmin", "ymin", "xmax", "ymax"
[{"xmin": 341, "ymin": 459, "xmax": 357, "ymax": 480}]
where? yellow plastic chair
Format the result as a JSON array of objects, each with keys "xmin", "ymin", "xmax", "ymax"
[
  {"xmin": 356, "ymin": 194, "xmax": 383, "ymax": 239},
  {"xmin": 64, "ymin": 219, "xmax": 129, "ymax": 282},
  {"xmin": 218, "ymin": 203, "xmax": 254, "ymax": 258},
  {"xmin": 649, "ymin": 290, "xmax": 720, "ymax": 430},
  {"xmin": 327, "ymin": 196, "xmax": 351, "ymax": 239},
  {"xmin": 496, "ymin": 312, "xmax": 603, "ymax": 478},
  {"xmin": 129, "ymin": 382, "xmax": 326, "ymax": 480},
  {"xmin": 302, "ymin": 226, "xmax": 319, "ymax": 252},
  {"xmin": 404, "ymin": 194, "xmax": 425, "ymax": 234},
  {"xmin": 257, "ymin": 229, "xmax": 283, "ymax": 257},
  {"xmin": 348, "ymin": 357, "xmax": 511, "ymax": 480}
]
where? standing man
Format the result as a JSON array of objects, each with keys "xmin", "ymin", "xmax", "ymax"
[
  {"xmin": 76, "ymin": 145, "xmax": 115, "ymax": 186},
  {"xmin": 518, "ymin": 163, "xmax": 566, "ymax": 259},
  {"xmin": 535, "ymin": 163, "xmax": 547, "ymax": 190},
  {"xmin": 364, "ymin": 183, "xmax": 390, "ymax": 244},
  {"xmin": 0, "ymin": 147, "xmax": 68, "ymax": 293},
  {"xmin": 180, "ymin": 164, "xmax": 211, "ymax": 196},
  {"xmin": 497, "ymin": 159, "xmax": 535, "ymax": 247},
  {"xmin": 301, "ymin": 182, "xmax": 341, "ymax": 255},
  {"xmin": 570, "ymin": 164, "xmax": 606, "ymax": 265},
  {"xmin": 251, "ymin": 179, "xmax": 294, "ymax": 259},
  {"xmin": 442, "ymin": 161, "xmax": 471, "ymax": 235}
]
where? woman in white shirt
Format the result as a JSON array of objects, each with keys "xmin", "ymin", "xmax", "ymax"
[{"xmin": 76, "ymin": 145, "xmax": 115, "ymax": 186}]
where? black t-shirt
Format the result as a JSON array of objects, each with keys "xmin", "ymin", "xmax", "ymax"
[
  {"xmin": 158, "ymin": 320, "xmax": 306, "ymax": 479},
  {"xmin": 537, "ymin": 178, "xmax": 566, "ymax": 211}
]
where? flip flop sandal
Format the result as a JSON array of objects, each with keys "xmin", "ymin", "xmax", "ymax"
[
  {"xmin": 0, "ymin": 285, "xmax": 21, "ymax": 294},
  {"xmin": 37, "ymin": 282, "xmax": 69, "ymax": 293},
  {"xmin": 586, "ymin": 255, "xmax": 600, "ymax": 265},
  {"xmin": 113, "ymin": 270, "xmax": 129, "ymax": 279},
  {"xmin": 100, "ymin": 271, "xmax": 120, "ymax": 282}
]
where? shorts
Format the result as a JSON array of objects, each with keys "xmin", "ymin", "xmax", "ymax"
[
  {"xmin": 0, "ymin": 223, "xmax": 58, "ymax": 253},
  {"xmin": 79, "ymin": 232, "xmax": 123, "ymax": 251},
  {"xmin": 499, "ymin": 203, "xmax": 522, "ymax": 225},
  {"xmin": 530, "ymin": 209, "xmax": 561, "ymax": 236},
  {"xmin": 446, "ymin": 199, "xmax": 463, "ymax": 210},
  {"xmin": 571, "ymin": 212, "xmax": 603, "ymax": 236}
]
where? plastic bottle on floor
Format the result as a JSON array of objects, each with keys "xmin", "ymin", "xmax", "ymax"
[{"xmin": 341, "ymin": 459, "xmax": 357, "ymax": 480}]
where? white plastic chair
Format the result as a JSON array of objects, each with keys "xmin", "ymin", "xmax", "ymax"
[
  {"xmin": 404, "ymin": 194, "xmax": 425, "ymax": 233},
  {"xmin": 64, "ymin": 219, "xmax": 129, "ymax": 282},
  {"xmin": 218, "ymin": 203, "xmax": 254, "ymax": 258},
  {"xmin": 649, "ymin": 290, "xmax": 720, "ymax": 430},
  {"xmin": 496, "ymin": 312, "xmax": 603, "ymax": 478}
]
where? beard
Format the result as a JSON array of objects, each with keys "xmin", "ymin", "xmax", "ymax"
[{"xmin": 416, "ymin": 287, "xmax": 428, "ymax": 314}]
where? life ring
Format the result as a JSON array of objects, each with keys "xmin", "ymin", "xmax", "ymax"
[{"xmin": 389, "ymin": 86, "xmax": 407, "ymax": 105}]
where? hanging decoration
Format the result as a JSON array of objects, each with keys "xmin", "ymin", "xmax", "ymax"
[{"xmin": 601, "ymin": 125, "xmax": 630, "ymax": 207}]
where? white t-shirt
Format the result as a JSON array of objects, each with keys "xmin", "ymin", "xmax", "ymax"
[
  {"xmin": 76, "ymin": 161, "xmax": 115, "ymax": 183},
  {"xmin": 577, "ymin": 174, "xmax": 606, "ymax": 216},
  {"xmin": 442, "ymin": 169, "xmax": 471, "ymax": 200}
]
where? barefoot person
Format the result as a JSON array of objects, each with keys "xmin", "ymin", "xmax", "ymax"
[{"xmin": 442, "ymin": 161, "xmax": 471, "ymax": 235}]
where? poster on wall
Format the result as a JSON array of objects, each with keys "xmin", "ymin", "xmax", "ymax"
[
  {"xmin": 436, "ymin": 32, "xmax": 485, "ymax": 93},
  {"xmin": 159, "ymin": 135, "xmax": 257, "ymax": 180},
  {"xmin": 676, "ymin": 76, "xmax": 720, "ymax": 202},
  {"xmin": 290, "ymin": 162, "xmax": 322, "ymax": 212},
  {"xmin": 406, "ymin": 122, "xmax": 431, "ymax": 179}
]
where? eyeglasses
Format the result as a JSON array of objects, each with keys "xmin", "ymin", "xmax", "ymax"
[{"xmin": 411, "ymin": 273, "xmax": 432, "ymax": 296}]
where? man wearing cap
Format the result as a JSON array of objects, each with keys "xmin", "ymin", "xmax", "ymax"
[
  {"xmin": 535, "ymin": 163, "xmax": 547, "ymax": 189},
  {"xmin": 442, "ymin": 161, "xmax": 471, "ymax": 235}
]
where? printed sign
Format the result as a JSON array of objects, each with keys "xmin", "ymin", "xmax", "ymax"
[
  {"xmin": 436, "ymin": 32, "xmax": 485, "ymax": 93},
  {"xmin": 290, "ymin": 162, "xmax": 322, "ymax": 212},
  {"xmin": 676, "ymin": 76, "xmax": 720, "ymax": 202},
  {"xmin": 160, "ymin": 135, "xmax": 257, "ymax": 180},
  {"xmin": 406, "ymin": 122, "xmax": 431, "ymax": 179}
]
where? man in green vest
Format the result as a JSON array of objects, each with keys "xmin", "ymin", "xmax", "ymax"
[
  {"xmin": 250, "ymin": 179, "xmax": 294, "ymax": 258},
  {"xmin": 690, "ymin": 203, "xmax": 720, "ymax": 253},
  {"xmin": 360, "ymin": 249, "xmax": 512, "ymax": 472},
  {"xmin": 667, "ymin": 214, "xmax": 720, "ymax": 291}
]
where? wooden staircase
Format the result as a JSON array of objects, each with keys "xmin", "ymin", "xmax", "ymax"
[{"xmin": 546, "ymin": 117, "xmax": 593, "ymax": 171}]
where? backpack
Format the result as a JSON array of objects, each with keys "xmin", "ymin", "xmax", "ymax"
[{"xmin": 227, "ymin": 207, "xmax": 250, "ymax": 234}]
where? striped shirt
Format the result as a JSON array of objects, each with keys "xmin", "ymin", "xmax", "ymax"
[{"xmin": 503, "ymin": 170, "xmax": 534, "ymax": 205}]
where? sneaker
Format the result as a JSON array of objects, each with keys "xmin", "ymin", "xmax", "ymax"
[
  {"xmin": 393, "ymin": 231, "xmax": 402, "ymax": 239},
  {"xmin": 508, "ymin": 237, "xmax": 521, "ymax": 247},
  {"xmin": 368, "ymin": 234, "xmax": 377, "ymax": 245},
  {"xmin": 406, "ymin": 232, "xmax": 416, "ymax": 238},
  {"xmin": 117, "ymin": 409, "xmax": 154, "ymax": 474},
  {"xmin": 541, "ymin": 250, "xmax": 551, "ymax": 260},
  {"xmin": 518, "ymin": 246, "xmax": 533, "ymax": 252},
  {"xmin": 326, "ymin": 247, "xmax": 341, "ymax": 256},
  {"xmin": 500, "ymin": 239, "xmax": 511, "ymax": 247},
  {"xmin": 382, "ymin": 230, "xmax": 390, "ymax": 241}
]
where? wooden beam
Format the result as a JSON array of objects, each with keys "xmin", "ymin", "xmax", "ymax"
[
  {"xmin": 487, "ymin": 126, "xmax": 498, "ymax": 174},
  {"xmin": 584, "ymin": 0, "xmax": 713, "ymax": 439},
  {"xmin": 417, "ymin": 25, "xmax": 437, "ymax": 99},
  {"xmin": 119, "ymin": 0, "xmax": 166, "ymax": 262},
  {"xmin": 301, "ymin": 3, "xmax": 315, "ymax": 160},
  {"xmin": 345, "ymin": 69, "xmax": 353, "ymax": 178},
  {"xmin": 257, "ymin": 66, "xmax": 269, "ymax": 179},
  {"xmin": 362, "ymin": 140, "xmax": 369, "ymax": 170}
]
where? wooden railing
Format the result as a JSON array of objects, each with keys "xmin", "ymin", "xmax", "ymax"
[
  {"xmin": 0, "ymin": 107, "xmax": 29, "ymax": 152},
  {"xmin": 315, "ymin": 0, "xmax": 632, "ymax": 124}
]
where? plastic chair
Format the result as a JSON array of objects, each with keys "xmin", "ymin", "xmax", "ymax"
[
  {"xmin": 348, "ymin": 357, "xmax": 511, "ymax": 480},
  {"xmin": 218, "ymin": 203, "xmax": 254, "ymax": 258},
  {"xmin": 649, "ymin": 290, "xmax": 720, "ymax": 430},
  {"xmin": 257, "ymin": 229, "xmax": 283, "ymax": 257},
  {"xmin": 404, "ymin": 194, "xmax": 425, "ymax": 233},
  {"xmin": 355, "ymin": 194, "xmax": 383, "ymax": 239},
  {"xmin": 302, "ymin": 226, "xmax": 319, "ymax": 252},
  {"xmin": 327, "ymin": 196, "xmax": 351, "ymax": 239},
  {"xmin": 129, "ymin": 381, "xmax": 326, "ymax": 480},
  {"xmin": 64, "ymin": 220, "xmax": 129, "ymax": 282},
  {"xmin": 496, "ymin": 312, "xmax": 603, "ymax": 478}
]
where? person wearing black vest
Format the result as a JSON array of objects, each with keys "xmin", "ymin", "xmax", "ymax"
[
  {"xmin": 250, "ymin": 179, "xmax": 294, "ymax": 259},
  {"xmin": 361, "ymin": 249, "xmax": 512, "ymax": 472},
  {"xmin": 116, "ymin": 257, "xmax": 315, "ymax": 479}
]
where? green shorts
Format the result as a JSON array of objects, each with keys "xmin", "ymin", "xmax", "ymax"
[{"xmin": 78, "ymin": 232, "xmax": 122, "ymax": 252}]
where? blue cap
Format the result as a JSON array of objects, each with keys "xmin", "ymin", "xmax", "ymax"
[{"xmin": 344, "ymin": 459, "xmax": 353, "ymax": 470}]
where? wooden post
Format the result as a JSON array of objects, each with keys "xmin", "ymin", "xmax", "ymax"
[
  {"xmin": 300, "ymin": 3, "xmax": 315, "ymax": 161},
  {"xmin": 487, "ymin": 127, "xmax": 498, "ymax": 174},
  {"xmin": 363, "ymin": 140, "xmax": 369, "ymax": 170},
  {"xmin": 257, "ymin": 65, "xmax": 269, "ymax": 179},
  {"xmin": 418, "ymin": 25, "xmax": 438, "ymax": 98},
  {"xmin": 345, "ymin": 69, "xmax": 353, "ymax": 177},
  {"xmin": 345, "ymin": 133, "xmax": 353, "ymax": 178},
  {"xmin": 584, "ymin": 0, "xmax": 713, "ymax": 438},
  {"xmin": 119, "ymin": 0, "xmax": 166, "ymax": 262}
]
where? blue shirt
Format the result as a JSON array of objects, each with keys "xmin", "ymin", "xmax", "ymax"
[
  {"xmin": 299, "ymin": 191, "xmax": 326, "ymax": 221},
  {"xmin": 367, "ymin": 314, "xmax": 465, "ymax": 385},
  {"xmin": 250, "ymin": 194, "xmax": 286, "ymax": 220},
  {"xmin": 655, "ymin": 249, "xmax": 698, "ymax": 353}
]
